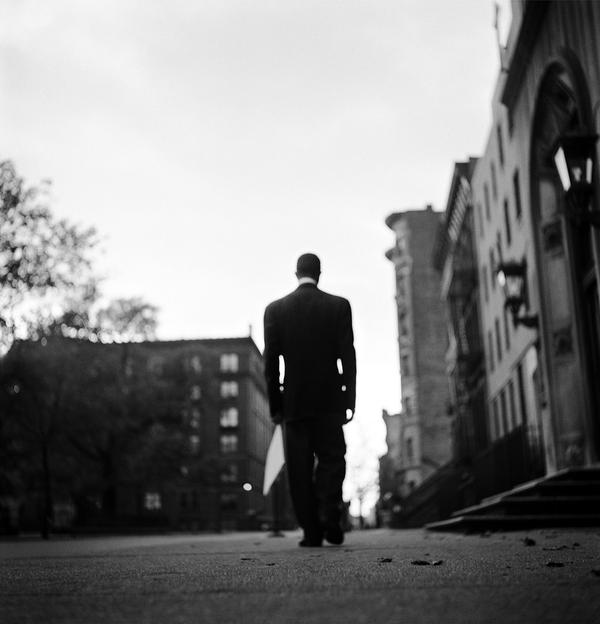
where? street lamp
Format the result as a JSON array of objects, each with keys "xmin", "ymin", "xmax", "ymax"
[
  {"xmin": 552, "ymin": 132, "xmax": 600, "ymax": 227},
  {"xmin": 496, "ymin": 259, "xmax": 539, "ymax": 329}
]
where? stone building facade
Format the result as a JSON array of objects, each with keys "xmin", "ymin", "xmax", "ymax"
[
  {"xmin": 382, "ymin": 207, "xmax": 452, "ymax": 498},
  {"xmin": 471, "ymin": 0, "xmax": 600, "ymax": 475}
]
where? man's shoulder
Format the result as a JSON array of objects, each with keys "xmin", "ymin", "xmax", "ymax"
[
  {"xmin": 266, "ymin": 288, "xmax": 350, "ymax": 312},
  {"xmin": 265, "ymin": 290, "xmax": 295, "ymax": 313},
  {"xmin": 319, "ymin": 289, "xmax": 351, "ymax": 308}
]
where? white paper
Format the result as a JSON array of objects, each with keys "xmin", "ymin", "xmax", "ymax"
[{"xmin": 262, "ymin": 424, "xmax": 285, "ymax": 495}]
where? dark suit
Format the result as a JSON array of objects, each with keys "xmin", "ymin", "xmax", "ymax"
[{"xmin": 263, "ymin": 282, "xmax": 356, "ymax": 539}]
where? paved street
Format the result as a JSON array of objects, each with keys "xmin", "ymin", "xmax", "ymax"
[{"xmin": 1, "ymin": 528, "xmax": 600, "ymax": 623}]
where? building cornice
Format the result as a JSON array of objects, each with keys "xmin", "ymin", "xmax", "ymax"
[{"xmin": 501, "ymin": 0, "xmax": 550, "ymax": 114}]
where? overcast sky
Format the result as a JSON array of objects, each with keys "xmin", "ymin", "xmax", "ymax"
[{"xmin": 1, "ymin": 0, "xmax": 511, "ymax": 506}]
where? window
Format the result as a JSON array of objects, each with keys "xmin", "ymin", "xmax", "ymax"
[
  {"xmin": 220, "ymin": 381, "xmax": 238, "ymax": 398},
  {"xmin": 397, "ymin": 275, "xmax": 406, "ymax": 298},
  {"xmin": 220, "ymin": 434, "xmax": 238, "ymax": 453},
  {"xmin": 482, "ymin": 265, "xmax": 489, "ymax": 303},
  {"xmin": 398, "ymin": 310, "xmax": 409, "ymax": 337},
  {"xmin": 477, "ymin": 203, "xmax": 484, "ymax": 237},
  {"xmin": 405, "ymin": 437, "xmax": 414, "ymax": 464},
  {"xmin": 144, "ymin": 492, "xmax": 161, "ymax": 511},
  {"xmin": 190, "ymin": 355, "xmax": 202, "ymax": 373},
  {"xmin": 491, "ymin": 162, "xmax": 498, "ymax": 200},
  {"xmin": 400, "ymin": 353, "xmax": 410, "ymax": 376},
  {"xmin": 492, "ymin": 398, "xmax": 501, "ymax": 439},
  {"xmin": 148, "ymin": 356, "xmax": 164, "ymax": 375},
  {"xmin": 495, "ymin": 318, "xmax": 502, "ymax": 362},
  {"xmin": 220, "ymin": 493, "xmax": 238, "ymax": 512},
  {"xmin": 189, "ymin": 434, "xmax": 201, "ymax": 454},
  {"xmin": 124, "ymin": 358, "xmax": 133, "ymax": 378},
  {"xmin": 508, "ymin": 379, "xmax": 517, "ymax": 428},
  {"xmin": 497, "ymin": 124, "xmax": 505, "ymax": 167},
  {"xmin": 489, "ymin": 249, "xmax": 496, "ymax": 289},
  {"xmin": 499, "ymin": 388, "xmax": 508, "ymax": 434},
  {"xmin": 484, "ymin": 183, "xmax": 491, "ymax": 221},
  {"xmin": 190, "ymin": 408, "xmax": 201, "ymax": 429},
  {"xmin": 513, "ymin": 170, "xmax": 522, "ymax": 220},
  {"xmin": 503, "ymin": 307, "xmax": 511, "ymax": 351},
  {"xmin": 190, "ymin": 385, "xmax": 202, "ymax": 401},
  {"xmin": 517, "ymin": 362, "xmax": 528, "ymax": 423},
  {"xmin": 220, "ymin": 353, "xmax": 239, "ymax": 372},
  {"xmin": 488, "ymin": 330, "xmax": 495, "ymax": 371},
  {"xmin": 503, "ymin": 199, "xmax": 512, "ymax": 246},
  {"xmin": 220, "ymin": 407, "xmax": 239, "ymax": 428},
  {"xmin": 220, "ymin": 463, "xmax": 239, "ymax": 483}
]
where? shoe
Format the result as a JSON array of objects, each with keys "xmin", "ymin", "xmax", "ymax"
[
  {"xmin": 299, "ymin": 530, "xmax": 323, "ymax": 547},
  {"xmin": 324, "ymin": 526, "xmax": 344, "ymax": 545},
  {"xmin": 299, "ymin": 536, "xmax": 323, "ymax": 547}
]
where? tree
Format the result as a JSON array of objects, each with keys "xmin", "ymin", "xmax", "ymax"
[
  {"xmin": 0, "ymin": 340, "xmax": 76, "ymax": 538},
  {"xmin": 1, "ymin": 337, "xmax": 184, "ymax": 531},
  {"xmin": 44, "ymin": 296, "xmax": 159, "ymax": 344},
  {"xmin": 0, "ymin": 160, "xmax": 162, "ymax": 534},
  {"xmin": 0, "ymin": 160, "xmax": 99, "ymax": 352},
  {"xmin": 95, "ymin": 298, "xmax": 159, "ymax": 342}
]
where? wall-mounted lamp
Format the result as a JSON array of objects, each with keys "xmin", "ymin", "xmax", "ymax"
[
  {"xmin": 552, "ymin": 132, "xmax": 600, "ymax": 227},
  {"xmin": 496, "ymin": 259, "xmax": 539, "ymax": 329}
]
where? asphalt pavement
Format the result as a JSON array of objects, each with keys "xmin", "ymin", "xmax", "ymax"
[{"xmin": 1, "ymin": 527, "xmax": 600, "ymax": 623}]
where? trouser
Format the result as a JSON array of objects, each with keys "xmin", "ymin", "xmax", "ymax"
[{"xmin": 282, "ymin": 417, "xmax": 346, "ymax": 536}]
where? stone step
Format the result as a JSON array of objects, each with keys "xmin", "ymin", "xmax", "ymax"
[
  {"xmin": 534, "ymin": 480, "xmax": 600, "ymax": 496},
  {"xmin": 426, "ymin": 514, "xmax": 600, "ymax": 532},
  {"xmin": 482, "ymin": 496, "xmax": 600, "ymax": 516}
]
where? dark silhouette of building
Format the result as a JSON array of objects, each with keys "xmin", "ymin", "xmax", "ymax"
[
  {"xmin": 434, "ymin": 160, "xmax": 488, "ymax": 471},
  {"xmin": 1, "ymin": 335, "xmax": 293, "ymax": 533}
]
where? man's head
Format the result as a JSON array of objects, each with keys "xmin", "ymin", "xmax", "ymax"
[{"xmin": 296, "ymin": 253, "xmax": 321, "ymax": 282}]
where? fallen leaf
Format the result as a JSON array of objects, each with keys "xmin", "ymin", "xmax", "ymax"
[
  {"xmin": 378, "ymin": 557, "xmax": 393, "ymax": 563},
  {"xmin": 542, "ymin": 545, "xmax": 568, "ymax": 551}
]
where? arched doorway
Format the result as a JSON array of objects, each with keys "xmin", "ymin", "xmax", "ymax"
[{"xmin": 529, "ymin": 54, "xmax": 600, "ymax": 469}]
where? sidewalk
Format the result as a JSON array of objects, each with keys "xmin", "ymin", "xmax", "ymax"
[{"xmin": 2, "ymin": 527, "xmax": 600, "ymax": 623}]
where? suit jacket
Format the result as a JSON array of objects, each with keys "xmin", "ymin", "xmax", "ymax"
[{"xmin": 263, "ymin": 283, "xmax": 356, "ymax": 422}]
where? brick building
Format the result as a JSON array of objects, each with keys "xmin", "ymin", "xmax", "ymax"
[
  {"xmin": 1, "ymin": 335, "xmax": 291, "ymax": 533},
  {"xmin": 380, "ymin": 207, "xmax": 452, "ymax": 502}
]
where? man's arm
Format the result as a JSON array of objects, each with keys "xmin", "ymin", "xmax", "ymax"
[
  {"xmin": 263, "ymin": 303, "xmax": 283, "ymax": 423},
  {"xmin": 338, "ymin": 298, "xmax": 356, "ymax": 415}
]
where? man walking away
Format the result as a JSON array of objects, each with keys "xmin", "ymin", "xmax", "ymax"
[{"xmin": 263, "ymin": 253, "xmax": 356, "ymax": 547}]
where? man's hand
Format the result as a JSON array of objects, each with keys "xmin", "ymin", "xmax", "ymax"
[
  {"xmin": 271, "ymin": 411, "xmax": 283, "ymax": 425},
  {"xmin": 344, "ymin": 409, "xmax": 354, "ymax": 424}
]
